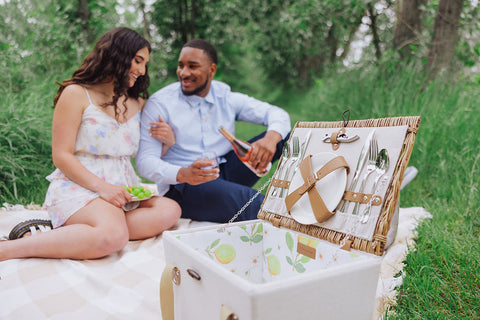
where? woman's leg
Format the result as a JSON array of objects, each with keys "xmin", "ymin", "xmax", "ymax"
[
  {"xmin": 125, "ymin": 196, "xmax": 181, "ymax": 240},
  {"xmin": 0, "ymin": 198, "xmax": 129, "ymax": 261}
]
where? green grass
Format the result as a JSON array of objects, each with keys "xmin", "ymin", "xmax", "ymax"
[
  {"xmin": 1, "ymin": 64, "xmax": 479, "ymax": 318},
  {"xmin": 0, "ymin": 78, "xmax": 55, "ymax": 205},
  {"xmin": 239, "ymin": 64, "xmax": 480, "ymax": 319}
]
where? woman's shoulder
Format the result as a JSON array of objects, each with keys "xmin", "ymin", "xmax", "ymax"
[
  {"xmin": 59, "ymin": 84, "xmax": 89, "ymax": 102},
  {"xmin": 61, "ymin": 83, "xmax": 86, "ymax": 95},
  {"xmin": 55, "ymin": 84, "xmax": 90, "ymax": 112}
]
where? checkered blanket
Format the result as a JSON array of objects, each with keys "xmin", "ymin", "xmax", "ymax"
[{"xmin": 0, "ymin": 205, "xmax": 431, "ymax": 320}]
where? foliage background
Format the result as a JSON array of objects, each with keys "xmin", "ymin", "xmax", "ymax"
[{"xmin": 1, "ymin": 0, "xmax": 479, "ymax": 318}]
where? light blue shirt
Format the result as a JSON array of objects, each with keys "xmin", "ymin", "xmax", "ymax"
[{"xmin": 136, "ymin": 80, "xmax": 291, "ymax": 195}]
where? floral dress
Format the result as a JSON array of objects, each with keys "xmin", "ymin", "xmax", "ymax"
[{"xmin": 43, "ymin": 88, "xmax": 141, "ymax": 228}]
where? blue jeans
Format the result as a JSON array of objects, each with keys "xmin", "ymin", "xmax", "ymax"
[{"xmin": 165, "ymin": 131, "xmax": 289, "ymax": 223}]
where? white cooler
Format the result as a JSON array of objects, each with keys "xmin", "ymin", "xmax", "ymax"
[{"xmin": 161, "ymin": 116, "xmax": 421, "ymax": 320}]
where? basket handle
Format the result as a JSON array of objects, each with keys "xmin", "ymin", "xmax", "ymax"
[
  {"xmin": 220, "ymin": 304, "xmax": 239, "ymax": 320},
  {"xmin": 160, "ymin": 264, "xmax": 176, "ymax": 320}
]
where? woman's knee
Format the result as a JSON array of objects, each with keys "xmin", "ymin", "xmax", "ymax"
[
  {"xmin": 94, "ymin": 225, "xmax": 129, "ymax": 255},
  {"xmin": 151, "ymin": 196, "xmax": 181, "ymax": 228}
]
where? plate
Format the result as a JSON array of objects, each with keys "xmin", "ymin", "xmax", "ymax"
[
  {"xmin": 127, "ymin": 186, "xmax": 156, "ymax": 202},
  {"xmin": 287, "ymin": 152, "xmax": 347, "ymax": 225},
  {"xmin": 130, "ymin": 193, "xmax": 155, "ymax": 202}
]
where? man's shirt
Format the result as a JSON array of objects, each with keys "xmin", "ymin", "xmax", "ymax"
[{"xmin": 136, "ymin": 80, "xmax": 291, "ymax": 196}]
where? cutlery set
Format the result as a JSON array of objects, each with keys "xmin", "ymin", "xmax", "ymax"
[
  {"xmin": 269, "ymin": 131, "xmax": 312, "ymax": 211},
  {"xmin": 268, "ymin": 128, "xmax": 391, "ymax": 225},
  {"xmin": 338, "ymin": 129, "xmax": 391, "ymax": 223}
]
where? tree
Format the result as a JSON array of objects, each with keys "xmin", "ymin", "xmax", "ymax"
[
  {"xmin": 368, "ymin": 2, "xmax": 382, "ymax": 61},
  {"xmin": 393, "ymin": 0, "xmax": 428, "ymax": 59},
  {"xmin": 426, "ymin": 0, "xmax": 465, "ymax": 76},
  {"xmin": 78, "ymin": 0, "xmax": 95, "ymax": 44}
]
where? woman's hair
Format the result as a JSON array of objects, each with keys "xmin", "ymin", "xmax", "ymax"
[{"xmin": 53, "ymin": 27, "xmax": 151, "ymax": 119}]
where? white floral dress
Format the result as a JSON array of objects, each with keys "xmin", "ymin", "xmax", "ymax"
[{"xmin": 43, "ymin": 88, "xmax": 141, "ymax": 228}]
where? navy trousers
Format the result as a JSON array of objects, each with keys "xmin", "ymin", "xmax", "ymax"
[{"xmin": 165, "ymin": 132, "xmax": 288, "ymax": 223}]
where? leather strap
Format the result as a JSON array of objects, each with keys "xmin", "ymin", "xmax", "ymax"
[
  {"xmin": 160, "ymin": 264, "xmax": 176, "ymax": 320},
  {"xmin": 271, "ymin": 178, "xmax": 291, "ymax": 189},
  {"xmin": 330, "ymin": 128, "xmax": 345, "ymax": 150},
  {"xmin": 285, "ymin": 155, "xmax": 350, "ymax": 223},
  {"xmin": 343, "ymin": 191, "xmax": 382, "ymax": 205}
]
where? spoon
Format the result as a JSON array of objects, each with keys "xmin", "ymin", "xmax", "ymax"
[{"xmin": 361, "ymin": 148, "xmax": 390, "ymax": 223}]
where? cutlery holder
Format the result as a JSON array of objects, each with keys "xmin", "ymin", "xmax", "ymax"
[{"xmin": 260, "ymin": 116, "xmax": 421, "ymax": 256}]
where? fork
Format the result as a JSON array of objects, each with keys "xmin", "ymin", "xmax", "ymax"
[
  {"xmin": 270, "ymin": 141, "xmax": 291, "ymax": 197},
  {"xmin": 361, "ymin": 148, "xmax": 390, "ymax": 223},
  {"xmin": 352, "ymin": 136, "xmax": 378, "ymax": 215},
  {"xmin": 279, "ymin": 136, "xmax": 300, "ymax": 198}
]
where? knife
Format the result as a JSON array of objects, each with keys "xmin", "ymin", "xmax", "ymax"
[
  {"xmin": 289, "ymin": 130, "xmax": 312, "ymax": 179},
  {"xmin": 339, "ymin": 129, "xmax": 376, "ymax": 213},
  {"xmin": 299, "ymin": 130, "xmax": 312, "ymax": 161}
]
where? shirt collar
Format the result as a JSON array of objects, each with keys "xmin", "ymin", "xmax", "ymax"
[{"xmin": 178, "ymin": 82, "xmax": 215, "ymax": 107}]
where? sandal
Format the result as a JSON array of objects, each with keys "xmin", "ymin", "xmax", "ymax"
[{"xmin": 8, "ymin": 219, "xmax": 53, "ymax": 240}]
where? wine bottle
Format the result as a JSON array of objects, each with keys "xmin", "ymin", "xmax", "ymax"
[{"xmin": 218, "ymin": 126, "xmax": 271, "ymax": 177}]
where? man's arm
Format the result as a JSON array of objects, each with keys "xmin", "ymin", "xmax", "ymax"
[
  {"xmin": 136, "ymin": 99, "xmax": 181, "ymax": 189},
  {"xmin": 250, "ymin": 130, "xmax": 283, "ymax": 172},
  {"xmin": 136, "ymin": 96, "xmax": 219, "ymax": 193},
  {"xmin": 230, "ymin": 92, "xmax": 291, "ymax": 171},
  {"xmin": 176, "ymin": 159, "xmax": 219, "ymax": 185}
]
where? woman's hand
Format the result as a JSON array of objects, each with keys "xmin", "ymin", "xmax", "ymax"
[
  {"xmin": 98, "ymin": 183, "xmax": 132, "ymax": 208},
  {"xmin": 149, "ymin": 115, "xmax": 175, "ymax": 155}
]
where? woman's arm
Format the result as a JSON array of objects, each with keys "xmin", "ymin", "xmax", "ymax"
[
  {"xmin": 148, "ymin": 115, "xmax": 175, "ymax": 156},
  {"xmin": 52, "ymin": 85, "xmax": 131, "ymax": 208}
]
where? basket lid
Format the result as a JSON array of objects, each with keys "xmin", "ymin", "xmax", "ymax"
[{"xmin": 258, "ymin": 116, "xmax": 421, "ymax": 256}]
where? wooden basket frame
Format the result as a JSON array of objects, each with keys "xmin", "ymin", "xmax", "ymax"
[{"xmin": 258, "ymin": 116, "xmax": 421, "ymax": 256}]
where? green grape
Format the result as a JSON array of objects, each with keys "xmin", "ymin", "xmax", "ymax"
[
  {"xmin": 144, "ymin": 190, "xmax": 152, "ymax": 197},
  {"xmin": 137, "ymin": 192, "xmax": 145, "ymax": 199}
]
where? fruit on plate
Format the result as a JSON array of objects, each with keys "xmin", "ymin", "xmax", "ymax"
[{"xmin": 122, "ymin": 185, "xmax": 154, "ymax": 200}]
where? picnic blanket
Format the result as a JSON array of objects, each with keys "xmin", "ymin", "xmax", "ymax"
[{"xmin": 0, "ymin": 204, "xmax": 431, "ymax": 320}]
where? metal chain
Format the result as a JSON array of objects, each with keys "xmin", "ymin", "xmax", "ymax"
[{"xmin": 217, "ymin": 177, "xmax": 273, "ymax": 233}]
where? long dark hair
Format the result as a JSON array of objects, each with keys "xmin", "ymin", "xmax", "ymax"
[{"xmin": 53, "ymin": 27, "xmax": 151, "ymax": 120}]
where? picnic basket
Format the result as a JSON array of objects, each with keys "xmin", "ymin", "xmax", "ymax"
[{"xmin": 161, "ymin": 115, "xmax": 421, "ymax": 320}]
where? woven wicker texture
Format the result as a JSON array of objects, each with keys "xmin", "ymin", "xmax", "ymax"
[{"xmin": 258, "ymin": 116, "xmax": 421, "ymax": 256}]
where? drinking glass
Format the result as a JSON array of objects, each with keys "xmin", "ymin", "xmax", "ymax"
[{"xmin": 202, "ymin": 151, "xmax": 219, "ymax": 170}]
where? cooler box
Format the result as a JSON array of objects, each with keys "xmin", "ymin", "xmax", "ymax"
[{"xmin": 161, "ymin": 116, "xmax": 421, "ymax": 320}]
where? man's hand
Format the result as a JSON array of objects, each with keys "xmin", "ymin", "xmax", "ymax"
[
  {"xmin": 249, "ymin": 131, "xmax": 282, "ymax": 172},
  {"xmin": 177, "ymin": 158, "xmax": 220, "ymax": 185}
]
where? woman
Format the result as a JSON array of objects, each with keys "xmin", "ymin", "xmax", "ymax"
[{"xmin": 0, "ymin": 27, "xmax": 180, "ymax": 261}]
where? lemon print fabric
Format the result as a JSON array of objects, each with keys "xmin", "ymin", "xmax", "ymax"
[
  {"xmin": 205, "ymin": 239, "xmax": 237, "ymax": 265},
  {"xmin": 298, "ymin": 234, "xmax": 320, "ymax": 248},
  {"xmin": 285, "ymin": 232, "xmax": 321, "ymax": 273},
  {"xmin": 266, "ymin": 254, "xmax": 281, "ymax": 276},
  {"xmin": 215, "ymin": 244, "xmax": 236, "ymax": 264}
]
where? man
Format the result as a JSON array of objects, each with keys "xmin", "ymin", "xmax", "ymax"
[{"xmin": 136, "ymin": 39, "xmax": 290, "ymax": 222}]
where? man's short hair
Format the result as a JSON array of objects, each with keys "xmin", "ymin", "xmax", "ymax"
[{"xmin": 183, "ymin": 39, "xmax": 218, "ymax": 64}]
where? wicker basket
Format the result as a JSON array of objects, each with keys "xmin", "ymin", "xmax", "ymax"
[{"xmin": 258, "ymin": 116, "xmax": 421, "ymax": 256}]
